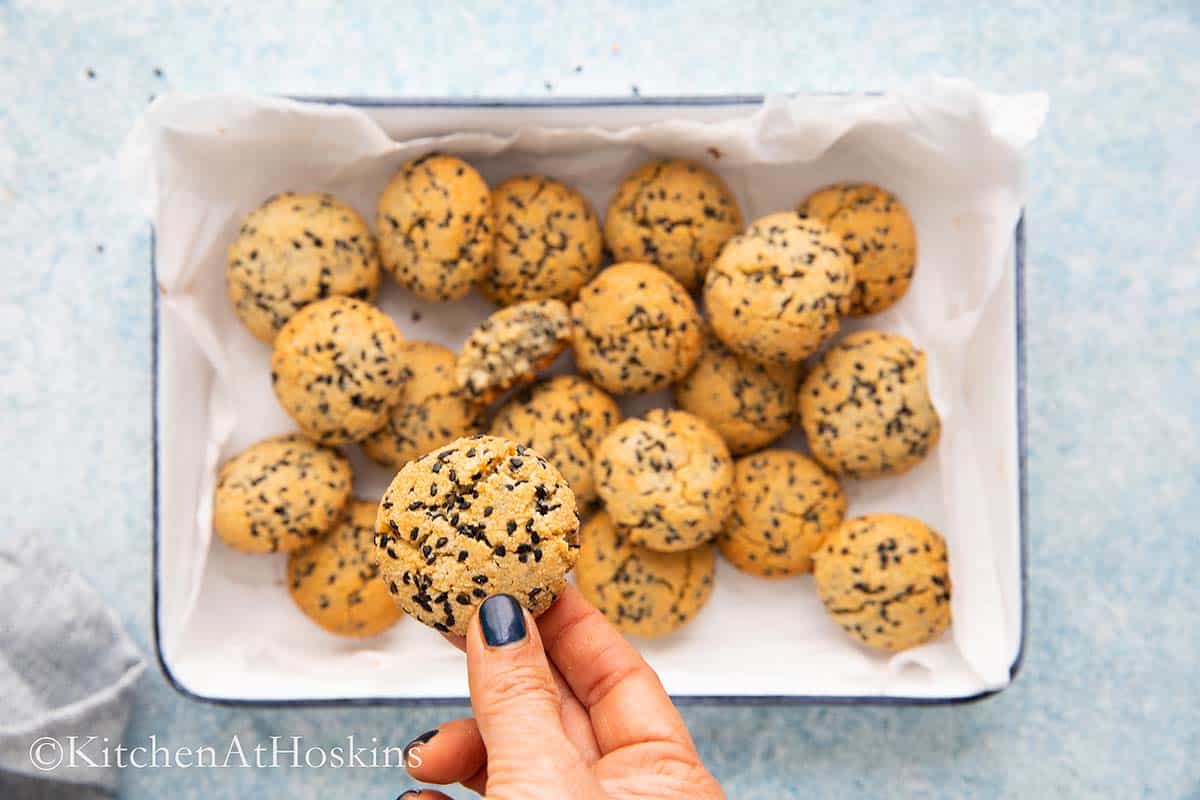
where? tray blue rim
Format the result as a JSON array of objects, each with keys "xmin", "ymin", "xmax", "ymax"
[{"xmin": 149, "ymin": 94, "xmax": 1028, "ymax": 709}]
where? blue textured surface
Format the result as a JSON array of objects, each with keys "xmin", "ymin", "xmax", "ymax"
[{"xmin": 1, "ymin": 2, "xmax": 1197, "ymax": 798}]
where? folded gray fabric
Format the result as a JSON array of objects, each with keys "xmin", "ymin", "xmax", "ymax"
[{"xmin": 0, "ymin": 533, "xmax": 145, "ymax": 798}]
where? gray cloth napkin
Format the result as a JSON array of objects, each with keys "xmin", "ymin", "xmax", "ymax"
[{"xmin": 0, "ymin": 533, "xmax": 145, "ymax": 798}]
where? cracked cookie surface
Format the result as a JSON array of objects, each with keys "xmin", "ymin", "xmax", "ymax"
[
  {"xmin": 570, "ymin": 262, "xmax": 703, "ymax": 395},
  {"xmin": 287, "ymin": 499, "xmax": 404, "ymax": 637},
  {"xmin": 672, "ymin": 326, "xmax": 801, "ymax": 455},
  {"xmin": 812, "ymin": 513, "xmax": 951, "ymax": 652},
  {"xmin": 361, "ymin": 341, "xmax": 484, "ymax": 470},
  {"xmin": 594, "ymin": 408, "xmax": 734, "ymax": 552},
  {"xmin": 226, "ymin": 192, "xmax": 380, "ymax": 343},
  {"xmin": 483, "ymin": 175, "xmax": 604, "ymax": 306},
  {"xmin": 799, "ymin": 331, "xmax": 940, "ymax": 478},
  {"xmin": 374, "ymin": 434, "xmax": 580, "ymax": 634},
  {"xmin": 576, "ymin": 511, "xmax": 715, "ymax": 638},
  {"xmin": 489, "ymin": 375, "xmax": 622, "ymax": 507},
  {"xmin": 376, "ymin": 154, "xmax": 493, "ymax": 301},
  {"xmin": 271, "ymin": 296, "xmax": 407, "ymax": 444},
  {"xmin": 604, "ymin": 158, "xmax": 742, "ymax": 290},
  {"xmin": 797, "ymin": 183, "xmax": 917, "ymax": 316},
  {"xmin": 703, "ymin": 211, "xmax": 853, "ymax": 365},
  {"xmin": 718, "ymin": 450, "xmax": 846, "ymax": 577},
  {"xmin": 456, "ymin": 299, "xmax": 572, "ymax": 403},
  {"xmin": 213, "ymin": 434, "xmax": 352, "ymax": 554}
]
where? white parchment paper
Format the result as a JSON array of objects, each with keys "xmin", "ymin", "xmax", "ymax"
[{"xmin": 123, "ymin": 79, "xmax": 1045, "ymax": 701}]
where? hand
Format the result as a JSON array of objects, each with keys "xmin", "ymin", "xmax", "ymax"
[{"xmin": 399, "ymin": 587, "xmax": 725, "ymax": 800}]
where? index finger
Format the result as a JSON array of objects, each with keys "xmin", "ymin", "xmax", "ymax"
[{"xmin": 536, "ymin": 585, "xmax": 695, "ymax": 755}]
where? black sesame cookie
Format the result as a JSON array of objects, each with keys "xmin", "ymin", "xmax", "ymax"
[
  {"xmin": 798, "ymin": 331, "xmax": 941, "ymax": 478},
  {"xmin": 812, "ymin": 513, "xmax": 951, "ymax": 652},
  {"xmin": 226, "ymin": 192, "xmax": 380, "ymax": 343},
  {"xmin": 482, "ymin": 175, "xmax": 604, "ymax": 306},
  {"xmin": 604, "ymin": 158, "xmax": 743, "ymax": 290},
  {"xmin": 213, "ymin": 434, "xmax": 352, "ymax": 554},
  {"xmin": 374, "ymin": 434, "xmax": 580, "ymax": 635},
  {"xmin": 576, "ymin": 511, "xmax": 715, "ymax": 638},
  {"xmin": 672, "ymin": 326, "xmax": 801, "ymax": 455},
  {"xmin": 271, "ymin": 296, "xmax": 408, "ymax": 445},
  {"xmin": 594, "ymin": 409, "xmax": 734, "ymax": 552},
  {"xmin": 718, "ymin": 450, "xmax": 846, "ymax": 578},
  {"xmin": 797, "ymin": 183, "xmax": 918, "ymax": 316},
  {"xmin": 489, "ymin": 375, "xmax": 622, "ymax": 507},
  {"xmin": 455, "ymin": 299, "xmax": 572, "ymax": 403},
  {"xmin": 376, "ymin": 154, "xmax": 493, "ymax": 302},
  {"xmin": 287, "ymin": 499, "xmax": 404, "ymax": 637},
  {"xmin": 569, "ymin": 262, "xmax": 703, "ymax": 395},
  {"xmin": 703, "ymin": 211, "xmax": 854, "ymax": 365},
  {"xmin": 361, "ymin": 341, "xmax": 485, "ymax": 470}
]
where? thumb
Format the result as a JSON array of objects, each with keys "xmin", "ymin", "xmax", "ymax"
[{"xmin": 466, "ymin": 594, "xmax": 585, "ymax": 794}]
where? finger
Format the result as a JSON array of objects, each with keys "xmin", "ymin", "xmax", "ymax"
[
  {"xmin": 446, "ymin": 631, "xmax": 601, "ymax": 763},
  {"xmin": 466, "ymin": 594, "xmax": 588, "ymax": 790},
  {"xmin": 402, "ymin": 718, "xmax": 485, "ymax": 787},
  {"xmin": 397, "ymin": 790, "xmax": 455, "ymax": 800},
  {"xmin": 537, "ymin": 586, "xmax": 695, "ymax": 755}
]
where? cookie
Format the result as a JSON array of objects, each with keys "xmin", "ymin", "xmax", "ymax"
[
  {"xmin": 570, "ymin": 262, "xmax": 703, "ymax": 395},
  {"xmin": 799, "ymin": 331, "xmax": 941, "ymax": 478},
  {"xmin": 489, "ymin": 375, "xmax": 622, "ymax": 506},
  {"xmin": 213, "ymin": 434, "xmax": 352, "ymax": 554},
  {"xmin": 718, "ymin": 450, "xmax": 846, "ymax": 577},
  {"xmin": 376, "ymin": 154, "xmax": 493, "ymax": 301},
  {"xmin": 374, "ymin": 434, "xmax": 580, "ymax": 635},
  {"xmin": 225, "ymin": 192, "xmax": 380, "ymax": 343},
  {"xmin": 703, "ymin": 211, "xmax": 854, "ymax": 365},
  {"xmin": 271, "ymin": 296, "xmax": 407, "ymax": 445},
  {"xmin": 456, "ymin": 299, "xmax": 572, "ymax": 403},
  {"xmin": 287, "ymin": 499, "xmax": 404, "ymax": 637},
  {"xmin": 483, "ymin": 175, "xmax": 604, "ymax": 306},
  {"xmin": 812, "ymin": 514, "xmax": 951, "ymax": 652},
  {"xmin": 797, "ymin": 183, "xmax": 917, "ymax": 316},
  {"xmin": 672, "ymin": 327, "xmax": 801, "ymax": 455},
  {"xmin": 604, "ymin": 158, "xmax": 742, "ymax": 290},
  {"xmin": 594, "ymin": 409, "xmax": 734, "ymax": 552},
  {"xmin": 576, "ymin": 511, "xmax": 715, "ymax": 638},
  {"xmin": 360, "ymin": 341, "xmax": 485, "ymax": 470}
]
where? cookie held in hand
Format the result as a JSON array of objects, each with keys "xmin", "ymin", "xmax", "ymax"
[{"xmin": 374, "ymin": 435, "xmax": 580, "ymax": 635}]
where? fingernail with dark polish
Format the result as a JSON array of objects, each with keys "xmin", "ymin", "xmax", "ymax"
[
  {"xmin": 479, "ymin": 593, "xmax": 527, "ymax": 647},
  {"xmin": 403, "ymin": 729, "xmax": 438, "ymax": 763},
  {"xmin": 397, "ymin": 791, "xmax": 421, "ymax": 799}
]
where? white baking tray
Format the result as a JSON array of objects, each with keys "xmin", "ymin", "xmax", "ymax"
[{"xmin": 134, "ymin": 88, "xmax": 1040, "ymax": 706}]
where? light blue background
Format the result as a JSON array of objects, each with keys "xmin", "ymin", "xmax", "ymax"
[{"xmin": 1, "ymin": 2, "xmax": 1197, "ymax": 798}]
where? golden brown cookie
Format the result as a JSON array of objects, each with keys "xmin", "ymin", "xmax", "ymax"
[
  {"xmin": 594, "ymin": 409, "xmax": 734, "ymax": 552},
  {"xmin": 797, "ymin": 183, "xmax": 917, "ymax": 316},
  {"xmin": 271, "ymin": 296, "xmax": 408, "ymax": 444},
  {"xmin": 213, "ymin": 434, "xmax": 352, "ymax": 554},
  {"xmin": 799, "ymin": 331, "xmax": 940, "ymax": 478},
  {"xmin": 718, "ymin": 450, "xmax": 846, "ymax": 577},
  {"xmin": 455, "ymin": 299, "xmax": 572, "ymax": 403},
  {"xmin": 604, "ymin": 158, "xmax": 742, "ymax": 290},
  {"xmin": 812, "ymin": 514, "xmax": 951, "ymax": 652},
  {"xmin": 376, "ymin": 154, "xmax": 493, "ymax": 301},
  {"xmin": 287, "ymin": 499, "xmax": 404, "ymax": 637},
  {"xmin": 375, "ymin": 435, "xmax": 580, "ymax": 634},
  {"xmin": 483, "ymin": 175, "xmax": 604, "ymax": 306},
  {"xmin": 226, "ymin": 192, "xmax": 380, "ymax": 343},
  {"xmin": 703, "ymin": 211, "xmax": 853, "ymax": 365},
  {"xmin": 672, "ymin": 327, "xmax": 801, "ymax": 455},
  {"xmin": 570, "ymin": 262, "xmax": 703, "ymax": 395},
  {"xmin": 576, "ymin": 511, "xmax": 715, "ymax": 638},
  {"xmin": 360, "ymin": 341, "xmax": 485, "ymax": 470},
  {"xmin": 489, "ymin": 375, "xmax": 622, "ymax": 506}
]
